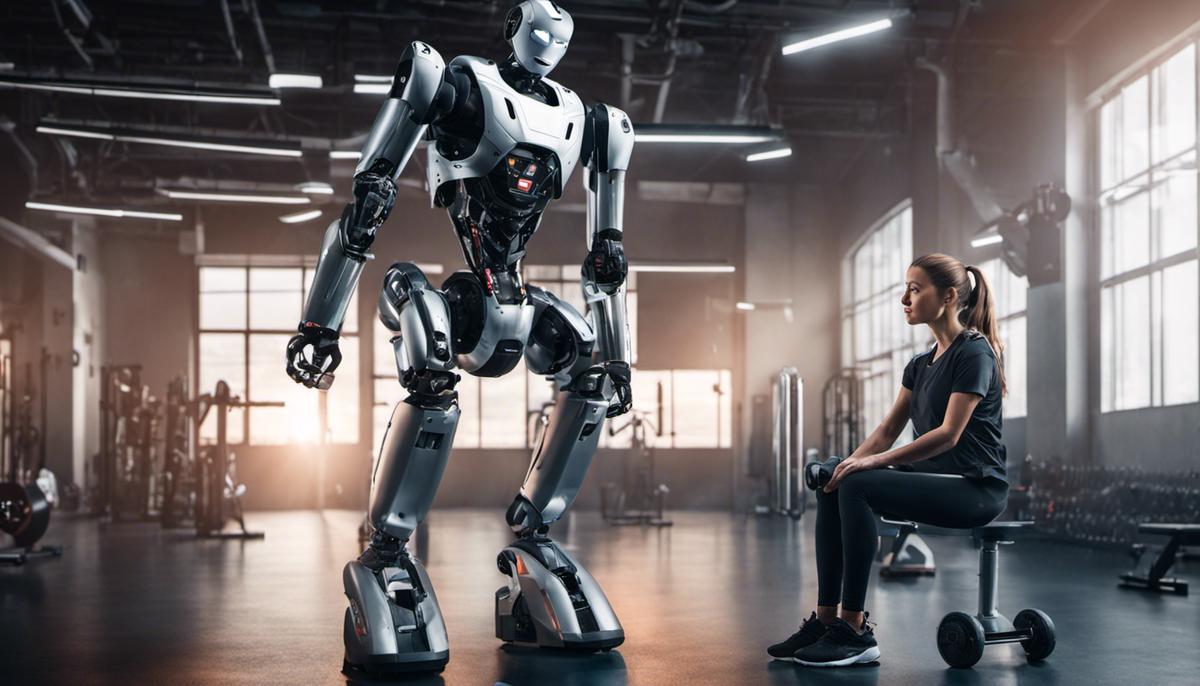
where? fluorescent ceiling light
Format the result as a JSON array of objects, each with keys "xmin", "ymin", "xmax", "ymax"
[
  {"xmin": 279, "ymin": 209, "xmax": 323, "ymax": 224},
  {"xmin": 37, "ymin": 123, "xmax": 301, "ymax": 158},
  {"xmin": 0, "ymin": 76, "xmax": 279, "ymax": 105},
  {"xmin": 415, "ymin": 263, "xmax": 444, "ymax": 275},
  {"xmin": 354, "ymin": 74, "xmax": 393, "ymax": 83},
  {"xmin": 634, "ymin": 124, "xmax": 781, "ymax": 145},
  {"xmin": 746, "ymin": 146, "xmax": 792, "ymax": 162},
  {"xmin": 353, "ymin": 83, "xmax": 391, "ymax": 95},
  {"xmin": 782, "ymin": 18, "xmax": 893, "ymax": 55},
  {"xmin": 26, "ymin": 201, "xmax": 182, "ymax": 221},
  {"xmin": 296, "ymin": 181, "xmax": 334, "ymax": 194},
  {"xmin": 735, "ymin": 302, "xmax": 757, "ymax": 311},
  {"xmin": 269, "ymin": 73, "xmax": 323, "ymax": 89},
  {"xmin": 636, "ymin": 133, "xmax": 774, "ymax": 144},
  {"xmin": 970, "ymin": 234, "xmax": 1004, "ymax": 248},
  {"xmin": 330, "ymin": 150, "xmax": 362, "ymax": 160},
  {"xmin": 160, "ymin": 189, "xmax": 310, "ymax": 205},
  {"xmin": 630, "ymin": 263, "xmax": 736, "ymax": 273}
]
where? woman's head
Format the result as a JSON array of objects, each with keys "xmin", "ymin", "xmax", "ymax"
[{"xmin": 903, "ymin": 253, "xmax": 1006, "ymax": 391}]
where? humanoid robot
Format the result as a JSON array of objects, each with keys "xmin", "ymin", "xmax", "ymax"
[{"xmin": 285, "ymin": 1, "xmax": 633, "ymax": 675}]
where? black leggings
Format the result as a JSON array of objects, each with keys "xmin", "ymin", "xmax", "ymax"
[{"xmin": 816, "ymin": 468, "xmax": 1008, "ymax": 612}]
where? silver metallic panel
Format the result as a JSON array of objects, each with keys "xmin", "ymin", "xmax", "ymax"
[
  {"xmin": 343, "ymin": 561, "xmax": 399, "ymax": 658},
  {"xmin": 355, "ymin": 98, "xmax": 427, "ymax": 180},
  {"xmin": 590, "ymin": 292, "xmax": 631, "ymax": 365},
  {"xmin": 369, "ymin": 400, "xmax": 460, "ymax": 541},
  {"xmin": 303, "ymin": 220, "xmax": 364, "ymax": 330},
  {"xmin": 426, "ymin": 56, "xmax": 586, "ymax": 204},
  {"xmin": 519, "ymin": 390, "xmax": 608, "ymax": 525},
  {"xmin": 497, "ymin": 544, "xmax": 622, "ymax": 645},
  {"xmin": 457, "ymin": 297, "xmax": 535, "ymax": 374}
]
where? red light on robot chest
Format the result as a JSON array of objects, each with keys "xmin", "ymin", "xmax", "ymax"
[{"xmin": 516, "ymin": 178, "xmax": 533, "ymax": 192}]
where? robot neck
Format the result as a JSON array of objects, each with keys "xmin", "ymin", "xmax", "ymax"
[{"xmin": 499, "ymin": 54, "xmax": 547, "ymax": 97}]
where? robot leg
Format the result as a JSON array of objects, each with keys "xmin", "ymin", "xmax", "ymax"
[
  {"xmin": 343, "ymin": 263, "xmax": 459, "ymax": 675},
  {"xmin": 494, "ymin": 287, "xmax": 624, "ymax": 650}
]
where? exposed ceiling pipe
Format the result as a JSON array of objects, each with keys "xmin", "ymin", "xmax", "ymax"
[
  {"xmin": 0, "ymin": 116, "xmax": 38, "ymax": 193},
  {"xmin": 915, "ymin": 56, "xmax": 1004, "ymax": 225},
  {"xmin": 47, "ymin": 0, "xmax": 94, "ymax": 70},
  {"xmin": 0, "ymin": 217, "xmax": 75, "ymax": 271},
  {"xmin": 652, "ymin": 0, "xmax": 687, "ymax": 123},
  {"xmin": 247, "ymin": 0, "xmax": 276, "ymax": 75},
  {"xmin": 684, "ymin": 0, "xmax": 739, "ymax": 13},
  {"xmin": 220, "ymin": 0, "xmax": 245, "ymax": 65}
]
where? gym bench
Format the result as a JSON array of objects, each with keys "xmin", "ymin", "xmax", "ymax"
[{"xmin": 1119, "ymin": 523, "xmax": 1200, "ymax": 596}]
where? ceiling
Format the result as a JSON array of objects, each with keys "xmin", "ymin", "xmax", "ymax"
[{"xmin": 0, "ymin": 0, "xmax": 1099, "ymax": 209}]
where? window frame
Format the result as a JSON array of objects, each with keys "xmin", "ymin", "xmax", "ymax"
[
  {"xmin": 1093, "ymin": 39, "xmax": 1200, "ymax": 413},
  {"xmin": 196, "ymin": 261, "xmax": 360, "ymax": 446}
]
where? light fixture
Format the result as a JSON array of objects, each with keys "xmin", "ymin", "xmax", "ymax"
[
  {"xmin": 26, "ymin": 201, "xmax": 182, "ymax": 221},
  {"xmin": 354, "ymin": 74, "xmax": 393, "ymax": 83},
  {"xmin": 746, "ymin": 145, "xmax": 793, "ymax": 162},
  {"xmin": 735, "ymin": 302, "xmax": 757, "ymax": 311},
  {"xmin": 160, "ymin": 189, "xmax": 310, "ymax": 205},
  {"xmin": 352, "ymin": 83, "xmax": 391, "ymax": 94},
  {"xmin": 330, "ymin": 150, "xmax": 362, "ymax": 160},
  {"xmin": 37, "ymin": 122, "xmax": 302, "ymax": 158},
  {"xmin": 353, "ymin": 74, "xmax": 392, "ymax": 94},
  {"xmin": 970, "ymin": 234, "xmax": 1003, "ymax": 248},
  {"xmin": 0, "ymin": 75, "xmax": 280, "ymax": 105},
  {"xmin": 278, "ymin": 209, "xmax": 323, "ymax": 224},
  {"xmin": 296, "ymin": 181, "xmax": 334, "ymax": 195},
  {"xmin": 782, "ymin": 18, "xmax": 894, "ymax": 56},
  {"xmin": 630, "ymin": 263, "xmax": 737, "ymax": 273},
  {"xmin": 269, "ymin": 73, "xmax": 323, "ymax": 89},
  {"xmin": 633, "ymin": 124, "xmax": 782, "ymax": 145}
]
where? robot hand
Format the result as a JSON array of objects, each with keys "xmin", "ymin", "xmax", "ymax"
[
  {"xmin": 286, "ymin": 324, "xmax": 342, "ymax": 390},
  {"xmin": 583, "ymin": 229, "xmax": 627, "ymax": 296},
  {"xmin": 603, "ymin": 360, "xmax": 633, "ymax": 418}
]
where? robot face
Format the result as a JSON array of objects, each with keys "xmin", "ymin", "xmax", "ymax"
[{"xmin": 504, "ymin": 1, "xmax": 573, "ymax": 77}]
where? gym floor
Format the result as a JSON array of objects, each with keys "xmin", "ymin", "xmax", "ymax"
[{"xmin": 3, "ymin": 510, "xmax": 1196, "ymax": 686}]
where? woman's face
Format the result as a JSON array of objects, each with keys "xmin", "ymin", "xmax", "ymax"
[{"xmin": 901, "ymin": 266, "xmax": 955, "ymax": 325}]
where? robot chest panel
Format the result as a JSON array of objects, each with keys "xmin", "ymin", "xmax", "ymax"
[{"xmin": 427, "ymin": 57, "xmax": 585, "ymax": 200}]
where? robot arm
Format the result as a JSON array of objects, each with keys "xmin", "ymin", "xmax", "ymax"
[
  {"xmin": 581, "ymin": 103, "xmax": 635, "ymax": 415},
  {"xmin": 288, "ymin": 41, "xmax": 451, "ymax": 389}
]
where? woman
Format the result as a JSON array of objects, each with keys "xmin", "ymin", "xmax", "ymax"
[{"xmin": 768, "ymin": 253, "xmax": 1010, "ymax": 668}]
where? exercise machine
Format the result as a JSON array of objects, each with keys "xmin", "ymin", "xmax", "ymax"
[
  {"xmin": 0, "ymin": 339, "xmax": 63, "ymax": 565},
  {"xmin": 600, "ymin": 401, "xmax": 670, "ymax": 527},
  {"xmin": 822, "ymin": 368, "xmax": 864, "ymax": 464},
  {"xmin": 92, "ymin": 365, "xmax": 163, "ymax": 521},
  {"xmin": 770, "ymin": 368, "xmax": 803, "ymax": 519},
  {"xmin": 160, "ymin": 376, "xmax": 193, "ymax": 529},
  {"xmin": 192, "ymin": 380, "xmax": 277, "ymax": 539}
]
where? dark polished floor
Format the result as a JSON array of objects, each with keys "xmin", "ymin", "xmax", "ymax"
[{"xmin": 2, "ymin": 508, "xmax": 1198, "ymax": 685}]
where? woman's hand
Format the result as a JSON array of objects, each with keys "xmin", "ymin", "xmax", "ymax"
[{"xmin": 824, "ymin": 454, "xmax": 886, "ymax": 492}]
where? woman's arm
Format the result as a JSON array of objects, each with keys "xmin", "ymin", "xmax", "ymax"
[
  {"xmin": 825, "ymin": 391, "xmax": 982, "ymax": 491},
  {"xmin": 847, "ymin": 387, "xmax": 912, "ymax": 459}
]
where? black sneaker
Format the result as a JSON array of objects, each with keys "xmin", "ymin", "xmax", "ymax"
[
  {"xmin": 793, "ymin": 614, "xmax": 880, "ymax": 667},
  {"xmin": 767, "ymin": 612, "xmax": 829, "ymax": 661}
]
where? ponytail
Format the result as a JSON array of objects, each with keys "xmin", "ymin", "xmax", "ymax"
[
  {"xmin": 963, "ymin": 265, "xmax": 1006, "ymax": 394},
  {"xmin": 911, "ymin": 254, "xmax": 1007, "ymax": 394}
]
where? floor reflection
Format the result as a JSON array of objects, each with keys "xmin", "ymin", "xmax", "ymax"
[{"xmin": 494, "ymin": 646, "xmax": 628, "ymax": 686}]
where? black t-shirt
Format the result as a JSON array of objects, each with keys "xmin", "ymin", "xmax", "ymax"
[{"xmin": 901, "ymin": 330, "xmax": 1007, "ymax": 484}]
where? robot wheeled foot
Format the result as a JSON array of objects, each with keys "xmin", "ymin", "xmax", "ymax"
[
  {"xmin": 342, "ymin": 554, "xmax": 449, "ymax": 675},
  {"xmin": 495, "ymin": 537, "xmax": 624, "ymax": 651}
]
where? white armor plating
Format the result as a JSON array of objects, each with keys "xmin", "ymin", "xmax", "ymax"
[{"xmin": 426, "ymin": 56, "xmax": 586, "ymax": 200}]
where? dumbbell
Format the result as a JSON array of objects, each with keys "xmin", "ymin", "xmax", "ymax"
[{"xmin": 805, "ymin": 456, "xmax": 843, "ymax": 491}]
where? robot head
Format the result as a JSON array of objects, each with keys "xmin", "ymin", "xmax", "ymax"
[{"xmin": 504, "ymin": 1, "xmax": 573, "ymax": 77}]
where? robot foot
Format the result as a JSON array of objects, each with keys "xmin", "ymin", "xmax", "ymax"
[
  {"xmin": 494, "ymin": 537, "xmax": 624, "ymax": 651},
  {"xmin": 342, "ymin": 555, "xmax": 449, "ymax": 674}
]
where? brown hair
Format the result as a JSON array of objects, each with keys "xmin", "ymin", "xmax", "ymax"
[{"xmin": 910, "ymin": 253, "xmax": 1006, "ymax": 394}]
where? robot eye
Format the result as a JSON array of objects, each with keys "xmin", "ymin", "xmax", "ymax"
[
  {"xmin": 554, "ymin": 39, "xmax": 567, "ymax": 46},
  {"xmin": 532, "ymin": 29, "xmax": 551, "ymax": 45}
]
